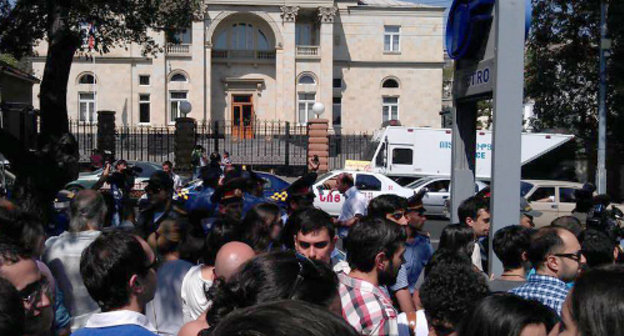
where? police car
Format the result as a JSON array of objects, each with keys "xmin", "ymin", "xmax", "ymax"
[{"xmin": 312, "ymin": 170, "xmax": 414, "ymax": 216}]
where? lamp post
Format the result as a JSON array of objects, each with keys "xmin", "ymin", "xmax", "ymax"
[
  {"xmin": 175, "ymin": 100, "xmax": 195, "ymax": 176},
  {"xmin": 179, "ymin": 101, "xmax": 192, "ymax": 118},
  {"xmin": 312, "ymin": 102, "xmax": 325, "ymax": 119}
]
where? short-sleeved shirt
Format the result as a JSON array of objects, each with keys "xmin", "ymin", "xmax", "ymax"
[
  {"xmin": 71, "ymin": 310, "xmax": 157, "ymax": 336},
  {"xmin": 509, "ymin": 273, "xmax": 569, "ymax": 315},
  {"xmin": 338, "ymin": 271, "xmax": 398, "ymax": 336},
  {"xmin": 402, "ymin": 234, "xmax": 434, "ymax": 294},
  {"xmin": 337, "ymin": 186, "xmax": 368, "ymax": 238}
]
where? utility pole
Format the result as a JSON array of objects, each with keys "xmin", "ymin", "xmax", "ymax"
[{"xmin": 597, "ymin": 0, "xmax": 609, "ymax": 194}]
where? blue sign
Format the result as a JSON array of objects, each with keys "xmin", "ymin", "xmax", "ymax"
[{"xmin": 446, "ymin": 0, "xmax": 532, "ymax": 60}]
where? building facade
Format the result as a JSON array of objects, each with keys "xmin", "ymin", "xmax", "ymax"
[{"xmin": 31, "ymin": 0, "xmax": 444, "ymax": 133}]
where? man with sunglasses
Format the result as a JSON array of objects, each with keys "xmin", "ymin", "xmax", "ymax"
[
  {"xmin": 137, "ymin": 171, "xmax": 186, "ymax": 239},
  {"xmin": 510, "ymin": 227, "xmax": 586, "ymax": 316},
  {"xmin": 403, "ymin": 193, "xmax": 434, "ymax": 297},
  {"xmin": 74, "ymin": 231, "xmax": 158, "ymax": 336},
  {"xmin": 0, "ymin": 241, "xmax": 53, "ymax": 336},
  {"xmin": 367, "ymin": 195, "xmax": 414, "ymax": 313}
]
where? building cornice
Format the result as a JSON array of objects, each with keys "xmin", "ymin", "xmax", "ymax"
[
  {"xmin": 342, "ymin": 6, "xmax": 445, "ymax": 15},
  {"xmin": 206, "ymin": 0, "xmax": 333, "ymax": 6},
  {"xmin": 334, "ymin": 60, "xmax": 445, "ymax": 68},
  {"xmin": 30, "ymin": 56, "xmax": 154, "ymax": 64}
]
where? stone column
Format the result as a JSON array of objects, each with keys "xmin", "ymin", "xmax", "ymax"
[
  {"xmin": 307, "ymin": 119, "xmax": 329, "ymax": 173},
  {"xmin": 280, "ymin": 6, "xmax": 299, "ymax": 122},
  {"xmin": 318, "ymin": 7, "xmax": 336, "ymax": 127},
  {"xmin": 97, "ymin": 110, "xmax": 116, "ymax": 158},
  {"xmin": 174, "ymin": 117, "xmax": 196, "ymax": 176}
]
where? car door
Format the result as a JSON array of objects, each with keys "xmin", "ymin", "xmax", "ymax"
[
  {"xmin": 558, "ymin": 186, "xmax": 578, "ymax": 218},
  {"xmin": 421, "ymin": 178, "xmax": 450, "ymax": 216},
  {"xmin": 313, "ymin": 173, "xmax": 344, "ymax": 216},
  {"xmin": 527, "ymin": 186, "xmax": 558, "ymax": 227},
  {"xmin": 387, "ymin": 145, "xmax": 414, "ymax": 176}
]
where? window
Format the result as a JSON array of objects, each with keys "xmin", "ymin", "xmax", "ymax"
[
  {"xmin": 333, "ymin": 97, "xmax": 342, "ymax": 126},
  {"xmin": 528, "ymin": 187, "xmax": 555, "ymax": 203},
  {"xmin": 169, "ymin": 91, "xmax": 187, "ymax": 123},
  {"xmin": 333, "ymin": 78, "xmax": 342, "ymax": 88},
  {"xmin": 78, "ymin": 92, "xmax": 96, "ymax": 123},
  {"xmin": 384, "ymin": 26, "xmax": 400, "ymax": 52},
  {"xmin": 382, "ymin": 78, "xmax": 399, "ymax": 88},
  {"xmin": 382, "ymin": 97, "xmax": 399, "ymax": 122},
  {"xmin": 214, "ymin": 24, "xmax": 272, "ymax": 51},
  {"xmin": 427, "ymin": 180, "xmax": 450, "ymax": 192},
  {"xmin": 375, "ymin": 142, "xmax": 386, "ymax": 167},
  {"xmin": 139, "ymin": 75, "xmax": 150, "ymax": 86},
  {"xmin": 296, "ymin": 23, "xmax": 317, "ymax": 45},
  {"xmin": 355, "ymin": 174, "xmax": 382, "ymax": 191},
  {"xmin": 299, "ymin": 75, "xmax": 316, "ymax": 85},
  {"xmin": 79, "ymin": 74, "xmax": 96, "ymax": 84},
  {"xmin": 171, "ymin": 73, "xmax": 187, "ymax": 82},
  {"xmin": 298, "ymin": 93, "xmax": 315, "ymax": 125},
  {"xmin": 392, "ymin": 148, "xmax": 412, "ymax": 165},
  {"xmin": 168, "ymin": 28, "xmax": 192, "ymax": 44},
  {"xmin": 559, "ymin": 188, "xmax": 577, "ymax": 203},
  {"xmin": 139, "ymin": 94, "xmax": 150, "ymax": 123}
]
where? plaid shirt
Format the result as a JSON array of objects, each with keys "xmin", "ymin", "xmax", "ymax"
[
  {"xmin": 509, "ymin": 273, "xmax": 569, "ymax": 315},
  {"xmin": 338, "ymin": 271, "xmax": 398, "ymax": 336}
]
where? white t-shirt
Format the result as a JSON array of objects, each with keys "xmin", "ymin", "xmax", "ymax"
[
  {"xmin": 398, "ymin": 310, "xmax": 428, "ymax": 336},
  {"xmin": 180, "ymin": 265, "xmax": 214, "ymax": 322}
]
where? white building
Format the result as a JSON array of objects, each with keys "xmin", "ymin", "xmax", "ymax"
[{"xmin": 31, "ymin": 0, "xmax": 445, "ymax": 134}]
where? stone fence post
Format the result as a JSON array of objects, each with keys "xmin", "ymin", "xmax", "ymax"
[
  {"xmin": 97, "ymin": 110, "xmax": 116, "ymax": 158},
  {"xmin": 175, "ymin": 117, "xmax": 196, "ymax": 176},
  {"xmin": 307, "ymin": 119, "xmax": 329, "ymax": 173}
]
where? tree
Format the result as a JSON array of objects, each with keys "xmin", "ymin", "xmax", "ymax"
[
  {"xmin": 0, "ymin": 0, "xmax": 204, "ymax": 220},
  {"xmin": 526, "ymin": 0, "xmax": 623, "ymax": 188}
]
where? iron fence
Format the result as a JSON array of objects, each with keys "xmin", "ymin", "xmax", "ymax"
[{"xmin": 69, "ymin": 120, "xmax": 373, "ymax": 173}]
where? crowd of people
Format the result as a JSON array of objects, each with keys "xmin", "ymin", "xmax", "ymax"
[{"xmin": 0, "ymin": 153, "xmax": 623, "ymax": 336}]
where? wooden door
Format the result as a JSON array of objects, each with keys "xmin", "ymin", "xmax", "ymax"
[{"xmin": 231, "ymin": 95, "xmax": 254, "ymax": 139}]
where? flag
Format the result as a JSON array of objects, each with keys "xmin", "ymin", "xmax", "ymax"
[{"xmin": 88, "ymin": 23, "xmax": 96, "ymax": 51}]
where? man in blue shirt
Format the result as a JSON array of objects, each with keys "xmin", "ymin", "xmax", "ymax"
[
  {"xmin": 510, "ymin": 226, "xmax": 586, "ymax": 316},
  {"xmin": 403, "ymin": 193, "xmax": 434, "ymax": 295},
  {"xmin": 72, "ymin": 231, "xmax": 158, "ymax": 336}
]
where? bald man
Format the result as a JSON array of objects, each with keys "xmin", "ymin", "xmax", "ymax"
[
  {"xmin": 214, "ymin": 242, "xmax": 256, "ymax": 281},
  {"xmin": 178, "ymin": 242, "xmax": 255, "ymax": 336}
]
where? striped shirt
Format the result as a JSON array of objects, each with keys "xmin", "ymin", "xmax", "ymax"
[{"xmin": 338, "ymin": 271, "xmax": 398, "ymax": 336}]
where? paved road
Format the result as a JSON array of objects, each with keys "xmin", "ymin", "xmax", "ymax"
[{"xmin": 423, "ymin": 218, "xmax": 451, "ymax": 250}]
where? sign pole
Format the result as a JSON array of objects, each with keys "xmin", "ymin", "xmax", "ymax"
[{"xmin": 488, "ymin": 0, "xmax": 526, "ymax": 276}]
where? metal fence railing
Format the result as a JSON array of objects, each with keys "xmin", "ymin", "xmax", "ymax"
[{"xmin": 68, "ymin": 119, "xmax": 373, "ymax": 173}]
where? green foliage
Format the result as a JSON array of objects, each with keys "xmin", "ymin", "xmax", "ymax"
[
  {"xmin": 526, "ymin": 0, "xmax": 622, "ymax": 146},
  {"xmin": 0, "ymin": 0, "xmax": 205, "ymax": 58}
]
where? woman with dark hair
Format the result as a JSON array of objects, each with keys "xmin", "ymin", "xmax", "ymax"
[
  {"xmin": 438, "ymin": 224, "xmax": 475, "ymax": 257},
  {"xmin": 558, "ymin": 264, "xmax": 624, "ymax": 336},
  {"xmin": 457, "ymin": 293, "xmax": 558, "ymax": 336},
  {"xmin": 241, "ymin": 203, "xmax": 281, "ymax": 252},
  {"xmin": 206, "ymin": 300, "xmax": 358, "ymax": 336}
]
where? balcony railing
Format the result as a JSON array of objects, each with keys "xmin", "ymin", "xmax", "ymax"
[
  {"xmin": 166, "ymin": 44, "xmax": 191, "ymax": 56},
  {"xmin": 211, "ymin": 49, "xmax": 276, "ymax": 60},
  {"xmin": 296, "ymin": 45, "xmax": 320, "ymax": 57}
]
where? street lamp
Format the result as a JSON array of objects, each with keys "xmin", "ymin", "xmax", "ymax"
[
  {"xmin": 312, "ymin": 102, "xmax": 325, "ymax": 119},
  {"xmin": 179, "ymin": 101, "xmax": 192, "ymax": 117}
]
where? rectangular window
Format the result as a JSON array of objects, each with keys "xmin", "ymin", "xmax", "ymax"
[
  {"xmin": 139, "ymin": 75, "xmax": 150, "ymax": 86},
  {"xmin": 333, "ymin": 97, "xmax": 342, "ymax": 126},
  {"xmin": 384, "ymin": 26, "xmax": 400, "ymax": 52},
  {"xmin": 382, "ymin": 97, "xmax": 399, "ymax": 122},
  {"xmin": 333, "ymin": 78, "xmax": 342, "ymax": 88},
  {"xmin": 297, "ymin": 93, "xmax": 315, "ymax": 125},
  {"xmin": 169, "ymin": 91, "xmax": 187, "ymax": 123},
  {"xmin": 168, "ymin": 28, "xmax": 192, "ymax": 44},
  {"xmin": 139, "ymin": 94, "xmax": 150, "ymax": 124},
  {"xmin": 392, "ymin": 148, "xmax": 413, "ymax": 165},
  {"xmin": 78, "ymin": 92, "xmax": 96, "ymax": 123}
]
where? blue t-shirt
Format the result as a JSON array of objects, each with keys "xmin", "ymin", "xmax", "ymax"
[
  {"xmin": 72, "ymin": 324, "xmax": 156, "ymax": 336},
  {"xmin": 404, "ymin": 233, "xmax": 434, "ymax": 293}
]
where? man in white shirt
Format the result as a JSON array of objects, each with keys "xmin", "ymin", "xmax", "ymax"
[
  {"xmin": 162, "ymin": 161, "xmax": 183, "ymax": 192},
  {"xmin": 334, "ymin": 173, "xmax": 368, "ymax": 239}
]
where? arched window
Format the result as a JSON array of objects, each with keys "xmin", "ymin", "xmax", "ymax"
[
  {"xmin": 79, "ymin": 74, "xmax": 96, "ymax": 84},
  {"xmin": 298, "ymin": 75, "xmax": 316, "ymax": 85},
  {"xmin": 382, "ymin": 78, "xmax": 399, "ymax": 88},
  {"xmin": 213, "ymin": 23, "xmax": 272, "ymax": 51},
  {"xmin": 171, "ymin": 73, "xmax": 187, "ymax": 82}
]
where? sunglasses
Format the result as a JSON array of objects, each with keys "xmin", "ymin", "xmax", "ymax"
[
  {"xmin": 407, "ymin": 208, "xmax": 426, "ymax": 216},
  {"xmin": 19, "ymin": 277, "xmax": 50, "ymax": 309},
  {"xmin": 145, "ymin": 254, "xmax": 161, "ymax": 271},
  {"xmin": 389, "ymin": 211, "xmax": 407, "ymax": 220},
  {"xmin": 553, "ymin": 250, "xmax": 583, "ymax": 262},
  {"xmin": 145, "ymin": 185, "xmax": 162, "ymax": 194}
]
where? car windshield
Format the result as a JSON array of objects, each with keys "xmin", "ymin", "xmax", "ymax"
[
  {"xmin": 406, "ymin": 177, "xmax": 437, "ymax": 189},
  {"xmin": 520, "ymin": 181, "xmax": 534, "ymax": 197}
]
